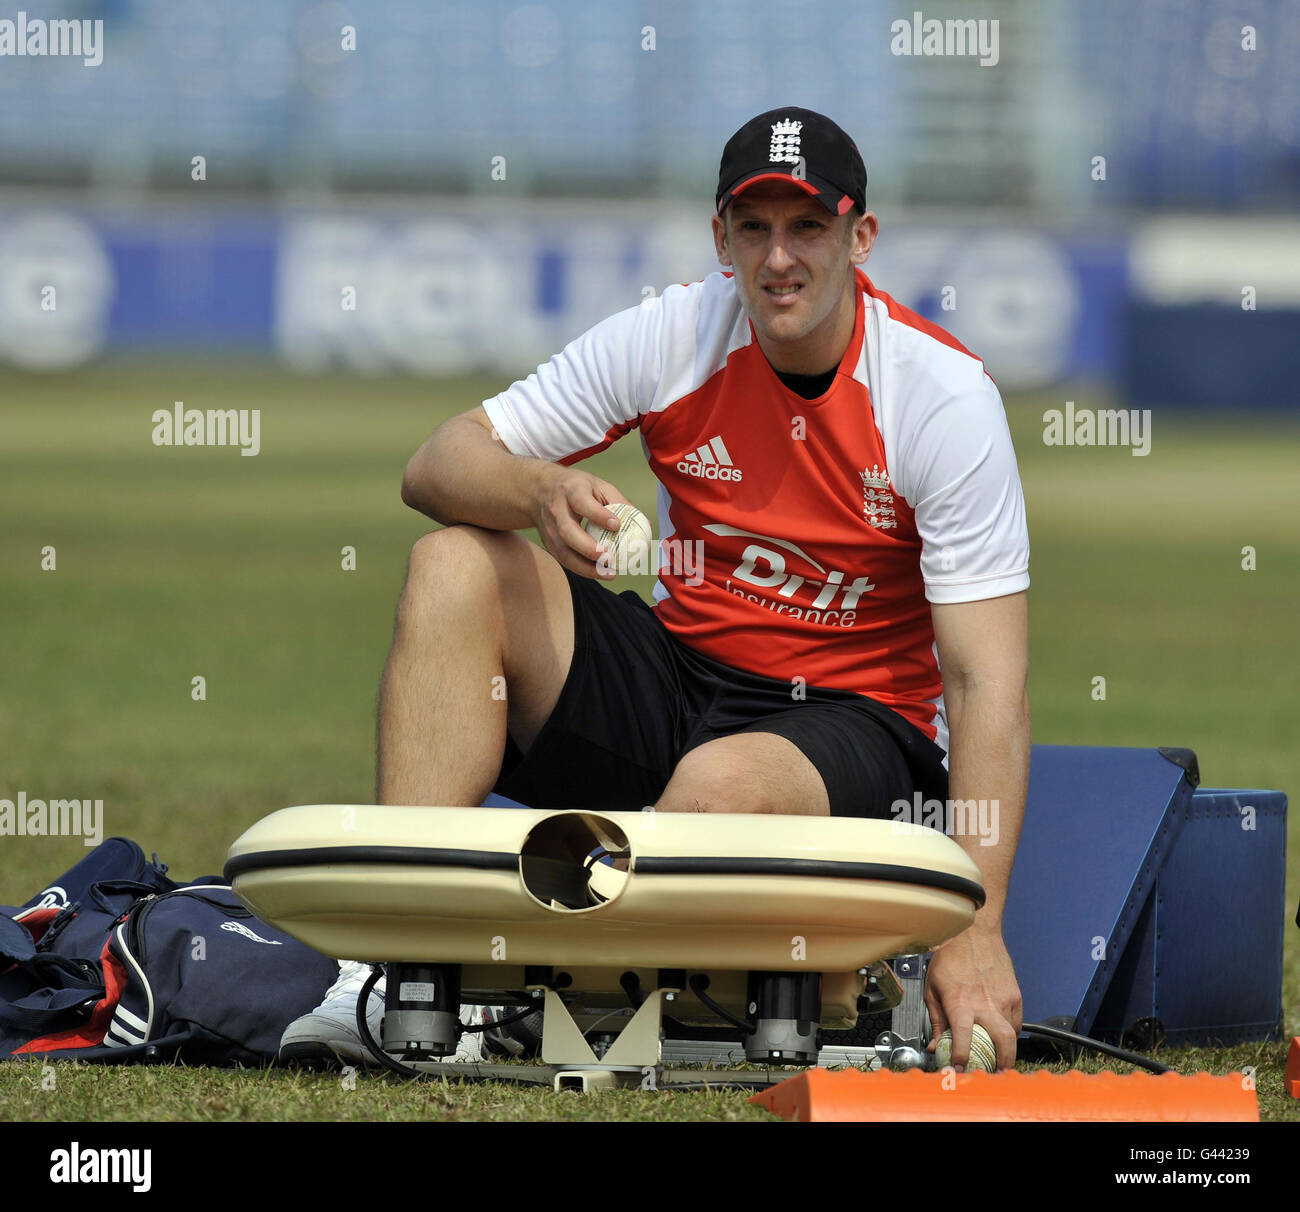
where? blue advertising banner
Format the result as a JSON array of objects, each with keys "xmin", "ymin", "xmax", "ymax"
[{"xmin": 10, "ymin": 200, "xmax": 1294, "ymax": 408}]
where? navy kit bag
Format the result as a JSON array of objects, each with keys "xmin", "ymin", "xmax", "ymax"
[{"xmin": 0, "ymin": 838, "xmax": 338, "ymax": 1065}]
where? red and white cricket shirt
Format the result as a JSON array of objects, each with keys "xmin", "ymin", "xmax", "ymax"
[{"xmin": 482, "ymin": 268, "xmax": 1030, "ymax": 756}]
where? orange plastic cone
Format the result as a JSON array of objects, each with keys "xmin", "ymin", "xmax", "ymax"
[
  {"xmin": 750, "ymin": 1067, "xmax": 1258, "ymax": 1122},
  {"xmin": 1285, "ymin": 1037, "xmax": 1300, "ymax": 1099}
]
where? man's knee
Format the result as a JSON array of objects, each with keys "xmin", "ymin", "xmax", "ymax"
[
  {"xmin": 393, "ymin": 527, "xmax": 573, "ymax": 737},
  {"xmin": 406, "ymin": 524, "xmax": 517, "ymax": 585},
  {"xmin": 656, "ymin": 734, "xmax": 829, "ymax": 815},
  {"xmin": 399, "ymin": 525, "xmax": 522, "ymax": 620},
  {"xmin": 655, "ymin": 745, "xmax": 731, "ymax": 812}
]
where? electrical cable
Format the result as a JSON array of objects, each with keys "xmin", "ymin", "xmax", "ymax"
[
  {"xmin": 689, "ymin": 974, "xmax": 755, "ymax": 1035},
  {"xmin": 1019, "ymin": 1021, "xmax": 1170, "ymax": 1074},
  {"xmin": 459, "ymin": 1004, "xmax": 537, "ymax": 1034},
  {"xmin": 584, "ymin": 848, "xmax": 631, "ymax": 869}
]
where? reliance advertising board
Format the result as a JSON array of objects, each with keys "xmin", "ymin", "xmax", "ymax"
[{"xmin": 1, "ymin": 200, "xmax": 1293, "ymax": 405}]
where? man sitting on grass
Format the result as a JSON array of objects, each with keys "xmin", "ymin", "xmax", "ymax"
[{"xmin": 281, "ymin": 107, "xmax": 1031, "ymax": 1074}]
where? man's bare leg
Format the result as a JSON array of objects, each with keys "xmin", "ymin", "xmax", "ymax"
[
  {"xmin": 654, "ymin": 733, "xmax": 832, "ymax": 815},
  {"xmin": 375, "ymin": 525, "xmax": 574, "ymax": 806},
  {"xmin": 602, "ymin": 734, "xmax": 831, "ymax": 871}
]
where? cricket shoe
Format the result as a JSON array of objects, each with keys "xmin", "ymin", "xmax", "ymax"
[{"xmin": 279, "ymin": 959, "xmax": 498, "ymax": 1068}]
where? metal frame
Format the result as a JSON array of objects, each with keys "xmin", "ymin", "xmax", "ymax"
[{"xmin": 363, "ymin": 955, "xmax": 931, "ymax": 1093}]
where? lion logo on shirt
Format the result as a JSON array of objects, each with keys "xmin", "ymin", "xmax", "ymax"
[{"xmin": 861, "ymin": 465, "xmax": 897, "ymax": 529}]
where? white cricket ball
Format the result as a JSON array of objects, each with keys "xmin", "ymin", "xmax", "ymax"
[
  {"xmin": 933, "ymin": 1024, "xmax": 998, "ymax": 1072},
  {"xmin": 582, "ymin": 503, "xmax": 654, "ymax": 576}
]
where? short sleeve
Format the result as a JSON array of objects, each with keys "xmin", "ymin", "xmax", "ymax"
[
  {"xmin": 481, "ymin": 296, "xmax": 665, "ymax": 466},
  {"xmin": 904, "ymin": 377, "xmax": 1030, "ymax": 604}
]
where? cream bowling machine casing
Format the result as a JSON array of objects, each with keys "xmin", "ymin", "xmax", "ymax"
[{"xmin": 227, "ymin": 805, "xmax": 983, "ymax": 1034}]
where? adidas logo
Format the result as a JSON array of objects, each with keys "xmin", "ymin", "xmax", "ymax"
[
  {"xmin": 220, "ymin": 920, "xmax": 283, "ymax": 945},
  {"xmin": 677, "ymin": 435, "xmax": 743, "ymax": 482}
]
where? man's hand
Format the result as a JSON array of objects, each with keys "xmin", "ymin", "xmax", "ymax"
[
  {"xmin": 402, "ymin": 408, "xmax": 632, "ymax": 572},
  {"xmin": 924, "ymin": 925, "xmax": 1023, "ymax": 1071},
  {"xmin": 530, "ymin": 464, "xmax": 632, "ymax": 580}
]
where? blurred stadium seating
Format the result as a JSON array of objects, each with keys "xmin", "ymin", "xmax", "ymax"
[
  {"xmin": 2, "ymin": 0, "xmax": 1297, "ymax": 207},
  {"xmin": 0, "ymin": 0, "xmax": 1297, "ymax": 399}
]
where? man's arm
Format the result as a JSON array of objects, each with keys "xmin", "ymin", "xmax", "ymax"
[
  {"xmin": 402, "ymin": 406, "xmax": 550, "ymax": 529},
  {"xmin": 401, "ymin": 405, "xmax": 630, "ymax": 578},
  {"xmin": 924, "ymin": 589, "xmax": 1030, "ymax": 1070}
]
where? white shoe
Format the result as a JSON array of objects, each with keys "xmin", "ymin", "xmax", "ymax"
[{"xmin": 279, "ymin": 960, "xmax": 495, "ymax": 1067}]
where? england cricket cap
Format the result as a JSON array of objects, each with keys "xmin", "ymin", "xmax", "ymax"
[{"xmin": 716, "ymin": 107, "xmax": 867, "ymax": 216}]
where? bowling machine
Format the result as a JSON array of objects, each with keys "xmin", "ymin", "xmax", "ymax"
[{"xmin": 226, "ymin": 803, "xmax": 982, "ymax": 1090}]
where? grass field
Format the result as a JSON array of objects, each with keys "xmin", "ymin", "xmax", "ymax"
[{"xmin": 1, "ymin": 360, "xmax": 1297, "ymax": 1122}]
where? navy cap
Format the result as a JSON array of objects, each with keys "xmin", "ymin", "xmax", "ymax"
[{"xmin": 717, "ymin": 107, "xmax": 867, "ymax": 216}]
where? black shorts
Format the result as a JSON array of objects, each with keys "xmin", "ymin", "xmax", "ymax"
[{"xmin": 493, "ymin": 569, "xmax": 950, "ymax": 820}]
